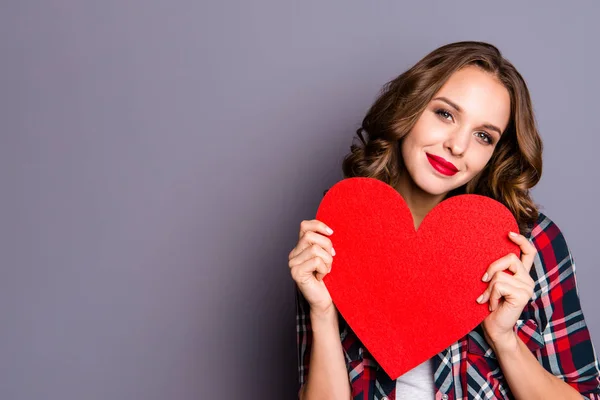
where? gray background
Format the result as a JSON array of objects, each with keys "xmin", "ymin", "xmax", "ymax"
[{"xmin": 1, "ymin": 1, "xmax": 598, "ymax": 399}]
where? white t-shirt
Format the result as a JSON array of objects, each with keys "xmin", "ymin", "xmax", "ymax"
[{"xmin": 389, "ymin": 357, "xmax": 435, "ymax": 399}]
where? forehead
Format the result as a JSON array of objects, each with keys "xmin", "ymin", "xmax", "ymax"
[{"xmin": 435, "ymin": 66, "xmax": 511, "ymax": 131}]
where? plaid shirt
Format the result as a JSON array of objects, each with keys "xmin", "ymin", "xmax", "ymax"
[{"xmin": 296, "ymin": 212, "xmax": 600, "ymax": 399}]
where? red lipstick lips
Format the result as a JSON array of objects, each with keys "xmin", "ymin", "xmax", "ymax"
[{"xmin": 426, "ymin": 153, "xmax": 458, "ymax": 176}]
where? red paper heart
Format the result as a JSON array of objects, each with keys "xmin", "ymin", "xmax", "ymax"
[{"xmin": 316, "ymin": 177, "xmax": 520, "ymax": 379}]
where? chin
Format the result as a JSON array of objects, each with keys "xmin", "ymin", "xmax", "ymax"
[
  {"xmin": 415, "ymin": 179, "xmax": 452, "ymax": 196},
  {"xmin": 415, "ymin": 175, "xmax": 466, "ymax": 197}
]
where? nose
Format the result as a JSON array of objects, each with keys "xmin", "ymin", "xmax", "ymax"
[{"xmin": 444, "ymin": 127, "xmax": 470, "ymax": 156}]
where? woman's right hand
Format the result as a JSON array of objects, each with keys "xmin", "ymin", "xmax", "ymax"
[{"xmin": 288, "ymin": 219, "xmax": 336, "ymax": 315}]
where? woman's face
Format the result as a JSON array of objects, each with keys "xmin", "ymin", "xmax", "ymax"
[{"xmin": 400, "ymin": 65, "xmax": 511, "ymax": 196}]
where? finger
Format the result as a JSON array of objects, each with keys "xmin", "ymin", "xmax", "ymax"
[
  {"xmin": 511, "ymin": 259, "xmax": 536, "ymax": 289},
  {"xmin": 482, "ymin": 252, "xmax": 520, "ymax": 282},
  {"xmin": 289, "ymin": 243, "xmax": 333, "ymax": 271},
  {"xmin": 299, "ymin": 219, "xmax": 334, "ymax": 241},
  {"xmin": 478, "ymin": 273, "xmax": 534, "ymax": 309},
  {"xmin": 487, "ymin": 268, "xmax": 532, "ymax": 295},
  {"xmin": 291, "ymin": 256, "xmax": 329, "ymax": 284},
  {"xmin": 482, "ymin": 252, "xmax": 533, "ymax": 289},
  {"xmin": 488, "ymin": 281, "xmax": 512, "ymax": 312},
  {"xmin": 508, "ymin": 231, "xmax": 537, "ymax": 273},
  {"xmin": 487, "ymin": 280, "xmax": 533, "ymax": 312},
  {"xmin": 289, "ymin": 230, "xmax": 335, "ymax": 260},
  {"xmin": 495, "ymin": 253, "xmax": 532, "ymax": 287}
]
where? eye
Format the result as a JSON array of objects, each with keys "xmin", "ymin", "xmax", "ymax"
[
  {"xmin": 435, "ymin": 108, "xmax": 495, "ymax": 145},
  {"xmin": 435, "ymin": 109, "xmax": 454, "ymax": 121},
  {"xmin": 475, "ymin": 131, "xmax": 494, "ymax": 145}
]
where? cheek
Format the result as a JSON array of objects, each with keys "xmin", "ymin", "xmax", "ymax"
[
  {"xmin": 400, "ymin": 134, "xmax": 425, "ymax": 165},
  {"xmin": 467, "ymin": 153, "xmax": 494, "ymax": 175},
  {"xmin": 419, "ymin": 116, "xmax": 450, "ymax": 143},
  {"xmin": 405, "ymin": 117, "xmax": 445, "ymax": 148}
]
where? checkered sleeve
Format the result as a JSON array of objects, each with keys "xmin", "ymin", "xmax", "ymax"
[
  {"xmin": 295, "ymin": 285, "xmax": 312, "ymax": 397},
  {"xmin": 530, "ymin": 217, "xmax": 600, "ymax": 398}
]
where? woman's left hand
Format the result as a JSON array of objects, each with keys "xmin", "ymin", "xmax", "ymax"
[{"xmin": 477, "ymin": 231, "xmax": 538, "ymax": 352}]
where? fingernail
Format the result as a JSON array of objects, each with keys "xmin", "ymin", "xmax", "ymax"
[
  {"xmin": 476, "ymin": 294, "xmax": 484, "ymax": 303},
  {"xmin": 326, "ymin": 227, "xmax": 334, "ymax": 234},
  {"xmin": 488, "ymin": 304, "xmax": 492, "ymax": 312},
  {"xmin": 331, "ymin": 247, "xmax": 336, "ymax": 256},
  {"xmin": 482, "ymin": 273, "xmax": 489, "ymax": 282},
  {"xmin": 509, "ymin": 231, "xmax": 518, "ymax": 237}
]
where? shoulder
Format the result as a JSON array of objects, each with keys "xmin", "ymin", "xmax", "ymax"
[
  {"xmin": 527, "ymin": 211, "xmax": 577, "ymax": 298},
  {"xmin": 523, "ymin": 212, "xmax": 580, "ymax": 333},
  {"xmin": 527, "ymin": 211, "xmax": 572, "ymax": 259}
]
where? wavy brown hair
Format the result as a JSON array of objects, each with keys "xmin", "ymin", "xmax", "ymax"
[{"xmin": 340, "ymin": 41, "xmax": 543, "ymax": 236}]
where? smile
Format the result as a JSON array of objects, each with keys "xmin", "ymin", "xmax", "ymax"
[{"xmin": 426, "ymin": 153, "xmax": 459, "ymax": 176}]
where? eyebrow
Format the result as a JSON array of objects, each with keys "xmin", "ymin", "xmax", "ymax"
[{"xmin": 433, "ymin": 96, "xmax": 503, "ymax": 136}]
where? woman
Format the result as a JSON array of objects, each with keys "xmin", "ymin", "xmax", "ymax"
[{"xmin": 288, "ymin": 41, "xmax": 600, "ymax": 399}]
